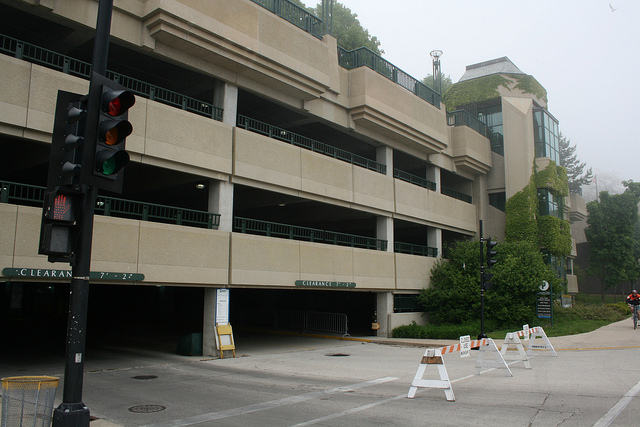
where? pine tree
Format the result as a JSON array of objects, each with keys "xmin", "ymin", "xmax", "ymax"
[{"xmin": 559, "ymin": 133, "xmax": 593, "ymax": 194}]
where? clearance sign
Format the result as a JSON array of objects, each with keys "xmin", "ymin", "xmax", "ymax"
[{"xmin": 295, "ymin": 280, "xmax": 356, "ymax": 288}]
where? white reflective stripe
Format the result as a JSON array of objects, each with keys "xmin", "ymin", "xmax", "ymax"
[{"xmin": 593, "ymin": 379, "xmax": 640, "ymax": 427}]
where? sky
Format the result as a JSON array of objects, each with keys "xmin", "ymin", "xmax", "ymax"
[{"xmin": 308, "ymin": 0, "xmax": 640, "ymax": 195}]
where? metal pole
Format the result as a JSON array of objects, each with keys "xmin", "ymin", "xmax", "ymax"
[
  {"xmin": 478, "ymin": 220, "xmax": 487, "ymax": 339},
  {"xmin": 53, "ymin": 1, "xmax": 113, "ymax": 425}
]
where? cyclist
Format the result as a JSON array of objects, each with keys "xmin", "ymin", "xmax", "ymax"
[{"xmin": 627, "ymin": 290, "xmax": 640, "ymax": 328}]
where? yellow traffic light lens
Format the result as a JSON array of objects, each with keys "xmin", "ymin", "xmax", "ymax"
[{"xmin": 105, "ymin": 127, "xmax": 119, "ymax": 145}]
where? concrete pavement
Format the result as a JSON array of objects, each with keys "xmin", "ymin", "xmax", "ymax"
[{"xmin": 3, "ymin": 318, "xmax": 640, "ymax": 426}]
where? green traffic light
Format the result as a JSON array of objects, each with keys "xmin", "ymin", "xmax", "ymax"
[{"xmin": 96, "ymin": 150, "xmax": 130, "ymax": 176}]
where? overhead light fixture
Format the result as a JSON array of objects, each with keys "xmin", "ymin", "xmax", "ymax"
[{"xmin": 196, "ymin": 183, "xmax": 205, "ymax": 189}]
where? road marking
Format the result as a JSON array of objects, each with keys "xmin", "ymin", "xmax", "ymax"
[
  {"xmin": 593, "ymin": 379, "xmax": 640, "ymax": 427},
  {"xmin": 141, "ymin": 377, "xmax": 397, "ymax": 427}
]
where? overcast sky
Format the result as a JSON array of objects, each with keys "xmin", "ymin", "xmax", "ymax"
[{"xmin": 313, "ymin": 0, "xmax": 640, "ymax": 194}]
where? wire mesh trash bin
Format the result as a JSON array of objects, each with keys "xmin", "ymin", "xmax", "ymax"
[{"xmin": 1, "ymin": 376, "xmax": 59, "ymax": 427}]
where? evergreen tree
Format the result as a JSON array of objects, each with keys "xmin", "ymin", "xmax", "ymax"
[
  {"xmin": 559, "ymin": 133, "xmax": 593, "ymax": 194},
  {"xmin": 421, "ymin": 74, "xmax": 453, "ymax": 95}
]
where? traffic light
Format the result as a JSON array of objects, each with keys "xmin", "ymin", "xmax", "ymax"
[
  {"xmin": 46, "ymin": 91, "xmax": 87, "ymax": 189},
  {"xmin": 81, "ymin": 72, "xmax": 135, "ymax": 193},
  {"xmin": 38, "ymin": 188, "xmax": 84, "ymax": 260},
  {"xmin": 483, "ymin": 239, "xmax": 498, "ymax": 289}
]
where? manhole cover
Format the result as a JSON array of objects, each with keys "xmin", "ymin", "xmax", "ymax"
[
  {"xmin": 131, "ymin": 375, "xmax": 158, "ymax": 380},
  {"xmin": 128, "ymin": 405, "xmax": 166, "ymax": 413},
  {"xmin": 326, "ymin": 353, "xmax": 350, "ymax": 357}
]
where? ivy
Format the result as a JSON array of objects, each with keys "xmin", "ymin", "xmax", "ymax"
[
  {"xmin": 505, "ymin": 162, "xmax": 571, "ymax": 258},
  {"xmin": 443, "ymin": 74, "xmax": 548, "ymax": 112}
]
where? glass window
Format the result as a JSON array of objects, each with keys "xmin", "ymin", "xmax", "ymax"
[
  {"xmin": 478, "ymin": 105, "xmax": 504, "ymax": 156},
  {"xmin": 533, "ymin": 108, "xmax": 560, "ymax": 163}
]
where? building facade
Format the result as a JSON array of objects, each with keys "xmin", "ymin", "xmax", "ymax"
[{"xmin": 0, "ymin": 0, "xmax": 583, "ymax": 353}]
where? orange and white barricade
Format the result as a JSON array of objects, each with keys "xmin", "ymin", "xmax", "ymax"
[
  {"xmin": 500, "ymin": 331, "xmax": 531, "ymax": 369},
  {"xmin": 473, "ymin": 338, "xmax": 513, "ymax": 376},
  {"xmin": 525, "ymin": 325, "xmax": 557, "ymax": 357},
  {"xmin": 408, "ymin": 336, "xmax": 511, "ymax": 402}
]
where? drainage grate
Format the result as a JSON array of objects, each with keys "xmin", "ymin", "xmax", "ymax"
[
  {"xmin": 131, "ymin": 375, "xmax": 158, "ymax": 380},
  {"xmin": 326, "ymin": 353, "xmax": 350, "ymax": 357},
  {"xmin": 128, "ymin": 405, "xmax": 166, "ymax": 413}
]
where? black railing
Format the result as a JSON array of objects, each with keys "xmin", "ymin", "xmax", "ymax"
[
  {"xmin": 0, "ymin": 33, "xmax": 223, "ymax": 121},
  {"xmin": 394, "ymin": 169, "xmax": 437, "ymax": 191},
  {"xmin": 237, "ymin": 115, "xmax": 387, "ymax": 175},
  {"xmin": 0, "ymin": 181, "xmax": 220, "ymax": 229},
  {"xmin": 338, "ymin": 46, "xmax": 441, "ymax": 108},
  {"xmin": 234, "ymin": 217, "xmax": 387, "ymax": 251},
  {"xmin": 250, "ymin": 0, "xmax": 324, "ymax": 39},
  {"xmin": 395, "ymin": 242, "xmax": 438, "ymax": 257},
  {"xmin": 447, "ymin": 110, "xmax": 488, "ymax": 137},
  {"xmin": 441, "ymin": 185, "xmax": 473, "ymax": 204}
]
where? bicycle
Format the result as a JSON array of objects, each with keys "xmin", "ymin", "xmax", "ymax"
[{"xmin": 632, "ymin": 305, "xmax": 639, "ymax": 329}]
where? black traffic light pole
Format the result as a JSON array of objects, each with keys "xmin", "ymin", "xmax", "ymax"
[
  {"xmin": 53, "ymin": 1, "xmax": 113, "ymax": 425},
  {"xmin": 478, "ymin": 220, "xmax": 487, "ymax": 340}
]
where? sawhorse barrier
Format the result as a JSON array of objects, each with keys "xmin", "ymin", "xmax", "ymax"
[{"xmin": 407, "ymin": 338, "xmax": 511, "ymax": 401}]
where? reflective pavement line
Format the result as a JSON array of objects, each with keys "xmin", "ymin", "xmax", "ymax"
[
  {"xmin": 593, "ymin": 378, "xmax": 640, "ymax": 427},
  {"xmin": 141, "ymin": 377, "xmax": 398, "ymax": 427}
]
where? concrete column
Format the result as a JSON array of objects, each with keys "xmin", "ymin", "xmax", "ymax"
[
  {"xmin": 213, "ymin": 81, "xmax": 238, "ymax": 127},
  {"xmin": 377, "ymin": 216, "xmax": 394, "ymax": 252},
  {"xmin": 427, "ymin": 227, "xmax": 443, "ymax": 259},
  {"xmin": 209, "ymin": 180, "xmax": 233, "ymax": 232},
  {"xmin": 376, "ymin": 291, "xmax": 394, "ymax": 337},
  {"xmin": 203, "ymin": 288, "xmax": 217, "ymax": 356},
  {"xmin": 376, "ymin": 145, "xmax": 393, "ymax": 177},
  {"xmin": 427, "ymin": 164, "xmax": 441, "ymax": 191}
]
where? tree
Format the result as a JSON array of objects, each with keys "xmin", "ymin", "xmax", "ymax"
[
  {"xmin": 585, "ymin": 185, "xmax": 640, "ymax": 303},
  {"xmin": 416, "ymin": 240, "xmax": 558, "ymax": 329},
  {"xmin": 309, "ymin": 1, "xmax": 383, "ymax": 54},
  {"xmin": 559, "ymin": 133, "xmax": 593, "ymax": 194},
  {"xmin": 421, "ymin": 74, "xmax": 453, "ymax": 95}
]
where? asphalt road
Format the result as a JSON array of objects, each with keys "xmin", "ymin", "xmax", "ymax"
[{"xmin": 2, "ymin": 320, "xmax": 640, "ymax": 426}]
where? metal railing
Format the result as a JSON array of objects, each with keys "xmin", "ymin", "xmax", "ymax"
[
  {"xmin": 395, "ymin": 242, "xmax": 438, "ymax": 257},
  {"xmin": 0, "ymin": 33, "xmax": 223, "ymax": 121},
  {"xmin": 237, "ymin": 309, "xmax": 349, "ymax": 336},
  {"xmin": 447, "ymin": 110, "xmax": 488, "ymax": 137},
  {"xmin": 441, "ymin": 185, "xmax": 473, "ymax": 204},
  {"xmin": 234, "ymin": 217, "xmax": 387, "ymax": 251},
  {"xmin": 250, "ymin": 0, "xmax": 324, "ymax": 39},
  {"xmin": 306, "ymin": 311, "xmax": 349, "ymax": 336},
  {"xmin": 237, "ymin": 115, "xmax": 387, "ymax": 175},
  {"xmin": 0, "ymin": 181, "xmax": 220, "ymax": 229},
  {"xmin": 338, "ymin": 46, "xmax": 441, "ymax": 108},
  {"xmin": 394, "ymin": 169, "xmax": 437, "ymax": 191}
]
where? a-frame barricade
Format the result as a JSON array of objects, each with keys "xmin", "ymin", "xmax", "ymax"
[
  {"xmin": 474, "ymin": 338, "xmax": 513, "ymax": 377},
  {"xmin": 525, "ymin": 326, "xmax": 557, "ymax": 357},
  {"xmin": 407, "ymin": 347, "xmax": 455, "ymax": 401},
  {"xmin": 500, "ymin": 332, "xmax": 531, "ymax": 369}
]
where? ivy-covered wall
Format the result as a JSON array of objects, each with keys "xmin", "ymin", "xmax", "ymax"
[
  {"xmin": 505, "ymin": 161, "xmax": 571, "ymax": 257},
  {"xmin": 443, "ymin": 74, "xmax": 548, "ymax": 112}
]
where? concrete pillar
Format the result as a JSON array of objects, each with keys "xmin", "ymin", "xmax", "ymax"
[
  {"xmin": 376, "ymin": 145, "xmax": 393, "ymax": 177},
  {"xmin": 427, "ymin": 164, "xmax": 441, "ymax": 191},
  {"xmin": 377, "ymin": 216, "xmax": 394, "ymax": 253},
  {"xmin": 427, "ymin": 227, "xmax": 442, "ymax": 259},
  {"xmin": 203, "ymin": 288, "xmax": 217, "ymax": 356},
  {"xmin": 376, "ymin": 291, "xmax": 394, "ymax": 337},
  {"xmin": 209, "ymin": 180, "xmax": 233, "ymax": 232},
  {"xmin": 213, "ymin": 81, "xmax": 238, "ymax": 127}
]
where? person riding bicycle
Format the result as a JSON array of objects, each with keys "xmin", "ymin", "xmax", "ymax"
[{"xmin": 627, "ymin": 290, "xmax": 640, "ymax": 327}]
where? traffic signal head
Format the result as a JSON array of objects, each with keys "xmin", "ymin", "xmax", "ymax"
[
  {"xmin": 81, "ymin": 72, "xmax": 135, "ymax": 192},
  {"xmin": 46, "ymin": 91, "xmax": 87, "ymax": 189},
  {"xmin": 486, "ymin": 239, "xmax": 498, "ymax": 269}
]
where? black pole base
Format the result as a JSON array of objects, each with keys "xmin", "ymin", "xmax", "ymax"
[
  {"xmin": 477, "ymin": 332, "xmax": 488, "ymax": 340},
  {"xmin": 52, "ymin": 402, "xmax": 90, "ymax": 427}
]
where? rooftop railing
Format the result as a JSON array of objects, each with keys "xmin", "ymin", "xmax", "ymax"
[
  {"xmin": 250, "ymin": 0, "xmax": 324, "ymax": 39},
  {"xmin": 0, "ymin": 33, "xmax": 223, "ymax": 121},
  {"xmin": 447, "ymin": 110, "xmax": 488, "ymax": 137},
  {"xmin": 234, "ymin": 217, "xmax": 387, "ymax": 251},
  {"xmin": 338, "ymin": 46, "xmax": 441, "ymax": 108},
  {"xmin": 237, "ymin": 115, "xmax": 387, "ymax": 175},
  {"xmin": 0, "ymin": 181, "xmax": 220, "ymax": 229}
]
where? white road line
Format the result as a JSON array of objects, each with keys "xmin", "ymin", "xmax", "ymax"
[
  {"xmin": 593, "ymin": 379, "xmax": 640, "ymax": 427},
  {"xmin": 141, "ymin": 377, "xmax": 398, "ymax": 427}
]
